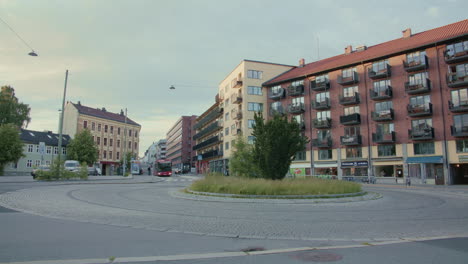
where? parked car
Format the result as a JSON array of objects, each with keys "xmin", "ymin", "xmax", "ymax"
[
  {"xmin": 64, "ymin": 160, "xmax": 80, "ymax": 173},
  {"xmin": 31, "ymin": 165, "xmax": 50, "ymax": 179},
  {"xmin": 87, "ymin": 167, "xmax": 102, "ymax": 176}
]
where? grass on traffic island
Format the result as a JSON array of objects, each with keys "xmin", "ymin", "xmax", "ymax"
[{"xmin": 188, "ymin": 173, "xmax": 362, "ymax": 196}]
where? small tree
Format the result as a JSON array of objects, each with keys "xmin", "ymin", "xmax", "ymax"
[
  {"xmin": 252, "ymin": 112, "xmax": 309, "ymax": 180},
  {"xmin": 120, "ymin": 152, "xmax": 135, "ymax": 173},
  {"xmin": 0, "ymin": 86, "xmax": 31, "ymax": 128},
  {"xmin": 0, "ymin": 124, "xmax": 24, "ymax": 175},
  {"xmin": 66, "ymin": 129, "xmax": 98, "ymax": 165},
  {"xmin": 229, "ymin": 135, "xmax": 260, "ymax": 178}
]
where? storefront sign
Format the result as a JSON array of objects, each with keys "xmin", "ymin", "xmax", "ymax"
[
  {"xmin": 406, "ymin": 156, "xmax": 443, "ymax": 164},
  {"xmin": 341, "ymin": 161, "xmax": 368, "ymax": 167},
  {"xmin": 459, "ymin": 155, "xmax": 468, "ymax": 162},
  {"xmin": 289, "ymin": 168, "xmax": 306, "ymax": 176}
]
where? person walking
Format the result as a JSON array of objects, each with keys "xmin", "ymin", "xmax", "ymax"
[{"xmin": 148, "ymin": 166, "xmax": 151, "ymax": 176}]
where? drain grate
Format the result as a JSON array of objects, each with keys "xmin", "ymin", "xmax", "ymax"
[{"xmin": 290, "ymin": 251, "xmax": 343, "ymax": 262}]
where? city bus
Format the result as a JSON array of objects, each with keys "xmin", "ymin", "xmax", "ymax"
[{"xmin": 154, "ymin": 159, "xmax": 172, "ymax": 177}]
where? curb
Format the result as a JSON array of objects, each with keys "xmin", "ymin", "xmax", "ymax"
[{"xmin": 185, "ymin": 189, "xmax": 367, "ymax": 199}]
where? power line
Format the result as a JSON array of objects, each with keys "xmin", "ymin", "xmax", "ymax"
[{"xmin": 0, "ymin": 16, "xmax": 37, "ymax": 54}]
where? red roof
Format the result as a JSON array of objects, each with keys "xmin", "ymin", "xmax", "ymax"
[
  {"xmin": 72, "ymin": 102, "xmax": 141, "ymax": 126},
  {"xmin": 264, "ymin": 19, "xmax": 468, "ymax": 86}
]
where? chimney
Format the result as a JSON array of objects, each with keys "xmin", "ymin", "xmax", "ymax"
[
  {"xmin": 77, "ymin": 101, "xmax": 81, "ymax": 105},
  {"xmin": 101, "ymin": 107, "xmax": 106, "ymax": 112},
  {"xmin": 402, "ymin": 28, "xmax": 412, "ymax": 38},
  {"xmin": 120, "ymin": 109, "xmax": 124, "ymax": 116},
  {"xmin": 345, "ymin": 45, "xmax": 353, "ymax": 54},
  {"xmin": 299, "ymin": 58, "xmax": 305, "ymax": 67}
]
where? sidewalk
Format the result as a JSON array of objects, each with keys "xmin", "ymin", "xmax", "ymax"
[{"xmin": 0, "ymin": 175, "xmax": 162, "ymax": 184}]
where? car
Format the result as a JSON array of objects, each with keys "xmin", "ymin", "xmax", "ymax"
[
  {"xmin": 31, "ymin": 165, "xmax": 50, "ymax": 179},
  {"xmin": 64, "ymin": 160, "xmax": 80, "ymax": 173},
  {"xmin": 87, "ymin": 167, "xmax": 102, "ymax": 176}
]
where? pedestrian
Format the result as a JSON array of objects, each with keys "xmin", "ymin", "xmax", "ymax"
[{"xmin": 148, "ymin": 166, "xmax": 151, "ymax": 176}]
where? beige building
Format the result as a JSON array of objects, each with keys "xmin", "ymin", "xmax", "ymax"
[
  {"xmin": 218, "ymin": 60, "xmax": 294, "ymax": 172},
  {"xmin": 63, "ymin": 101, "xmax": 141, "ymax": 175}
]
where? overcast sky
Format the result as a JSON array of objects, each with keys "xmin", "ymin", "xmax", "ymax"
[{"xmin": 1, "ymin": 0, "xmax": 467, "ymax": 156}]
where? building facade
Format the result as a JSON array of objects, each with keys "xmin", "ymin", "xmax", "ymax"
[
  {"xmin": 155, "ymin": 139, "xmax": 167, "ymax": 160},
  {"xmin": 263, "ymin": 19, "xmax": 468, "ymax": 185},
  {"xmin": 63, "ymin": 101, "xmax": 141, "ymax": 175},
  {"xmin": 4, "ymin": 129, "xmax": 71, "ymax": 176},
  {"xmin": 165, "ymin": 116, "xmax": 197, "ymax": 172}
]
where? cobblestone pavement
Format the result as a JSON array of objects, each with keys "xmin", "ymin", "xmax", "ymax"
[{"xmin": 1, "ymin": 178, "xmax": 467, "ymax": 243}]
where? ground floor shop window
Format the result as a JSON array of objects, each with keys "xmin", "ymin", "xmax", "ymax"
[
  {"xmin": 375, "ymin": 165, "xmax": 398, "ymax": 177},
  {"xmin": 314, "ymin": 167, "xmax": 337, "ymax": 176},
  {"xmin": 342, "ymin": 167, "xmax": 368, "ymax": 176}
]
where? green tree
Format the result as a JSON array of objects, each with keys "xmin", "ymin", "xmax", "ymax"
[
  {"xmin": 252, "ymin": 112, "xmax": 309, "ymax": 180},
  {"xmin": 66, "ymin": 129, "xmax": 98, "ymax": 165},
  {"xmin": 120, "ymin": 152, "xmax": 136, "ymax": 172},
  {"xmin": 229, "ymin": 135, "xmax": 260, "ymax": 178},
  {"xmin": 0, "ymin": 124, "xmax": 24, "ymax": 175},
  {"xmin": 0, "ymin": 86, "xmax": 31, "ymax": 128}
]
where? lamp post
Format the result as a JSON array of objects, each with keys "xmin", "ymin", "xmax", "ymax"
[
  {"xmin": 57, "ymin": 70, "xmax": 69, "ymax": 177},
  {"xmin": 0, "ymin": 17, "xmax": 38, "ymax": 56},
  {"xmin": 122, "ymin": 108, "xmax": 128, "ymax": 176}
]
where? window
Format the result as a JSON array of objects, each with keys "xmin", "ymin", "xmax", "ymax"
[
  {"xmin": 98, "ymin": 124, "xmax": 101, "ymax": 131},
  {"xmin": 54, "ymin": 147, "xmax": 58, "ymax": 155},
  {"xmin": 270, "ymin": 102, "xmax": 283, "ymax": 114},
  {"xmin": 376, "ymin": 123, "xmax": 394, "ymax": 134},
  {"xmin": 346, "ymin": 147, "xmax": 362, "ymax": 158},
  {"xmin": 446, "ymin": 41, "xmax": 468, "ymax": 57},
  {"xmin": 83, "ymin": 121, "xmax": 88, "ymax": 129},
  {"xmin": 225, "ymin": 127, "xmax": 229, "ymax": 136},
  {"xmin": 408, "ymin": 72, "xmax": 428, "ymax": 85},
  {"xmin": 406, "ymin": 50, "xmax": 426, "ymax": 65},
  {"xmin": 378, "ymin": 145, "xmax": 396, "ymax": 156},
  {"xmin": 116, "ymin": 152, "xmax": 120, "ymax": 160},
  {"xmin": 293, "ymin": 114, "xmax": 304, "ymax": 125},
  {"xmin": 35, "ymin": 160, "xmax": 41, "ymax": 167},
  {"xmin": 342, "ymin": 67, "xmax": 357, "ymax": 78},
  {"xmin": 316, "ymin": 92, "xmax": 329, "ymax": 102},
  {"xmin": 448, "ymin": 63, "xmax": 468, "ymax": 79},
  {"xmin": 248, "ymin": 136, "xmax": 256, "ymax": 144},
  {"xmin": 316, "ymin": 74, "xmax": 329, "ymax": 83},
  {"xmin": 248, "ymin": 102, "xmax": 263, "ymax": 112},
  {"xmin": 109, "ymin": 151, "xmax": 113, "ymax": 159},
  {"xmin": 129, "ymin": 130, "xmax": 132, "ymax": 137},
  {"xmin": 291, "ymin": 80, "xmax": 304, "ymax": 87},
  {"xmin": 248, "ymin": 119, "xmax": 255, "ymax": 128},
  {"xmin": 231, "ymin": 124, "xmax": 235, "ymax": 131},
  {"xmin": 453, "ymin": 114, "xmax": 468, "ymax": 132},
  {"xmin": 135, "ymin": 131, "xmax": 138, "ymax": 138},
  {"xmin": 247, "ymin": 70, "xmax": 262, "ymax": 79},
  {"xmin": 92, "ymin": 122, "xmax": 95, "ymax": 130},
  {"xmin": 118, "ymin": 127, "xmax": 121, "ymax": 135},
  {"xmin": 128, "ymin": 141, "xmax": 132, "ymax": 149},
  {"xmin": 371, "ymin": 59, "xmax": 389, "ymax": 73},
  {"xmin": 35, "ymin": 145, "xmax": 39, "ymax": 152},
  {"xmin": 375, "ymin": 101, "xmax": 393, "ymax": 112},
  {"xmin": 344, "ymin": 106, "xmax": 359, "ymax": 116},
  {"xmin": 344, "ymin": 126, "xmax": 360, "ymax": 136},
  {"xmin": 103, "ymin": 151, "xmax": 107, "ymax": 159},
  {"xmin": 318, "ymin": 149, "xmax": 332, "ymax": 160},
  {"xmin": 225, "ymin": 99, "xmax": 230, "ymax": 107},
  {"xmin": 117, "ymin": 140, "xmax": 120, "ymax": 148},
  {"xmin": 317, "ymin": 129, "xmax": 330, "ymax": 140},
  {"xmin": 410, "ymin": 95, "xmax": 431, "ymax": 107},
  {"xmin": 104, "ymin": 125, "xmax": 108, "ymax": 133},
  {"xmin": 248, "ymin": 86, "xmax": 262, "ymax": 95},
  {"xmin": 26, "ymin": 160, "xmax": 32, "ymax": 168},
  {"xmin": 414, "ymin": 142, "xmax": 435, "ymax": 155},
  {"xmin": 225, "ymin": 142, "xmax": 229, "ymax": 150},
  {"xmin": 110, "ymin": 126, "xmax": 113, "ymax": 134},
  {"xmin": 292, "ymin": 97, "xmax": 304, "ymax": 106},
  {"xmin": 134, "ymin": 142, "xmax": 137, "ymax": 150},
  {"xmin": 373, "ymin": 79, "xmax": 391, "ymax": 93},
  {"xmin": 225, "ymin": 113, "xmax": 230, "ymax": 121},
  {"xmin": 316, "ymin": 110, "xmax": 330, "ymax": 120},
  {"xmin": 27, "ymin": 144, "xmax": 33, "ymax": 153},
  {"xmin": 104, "ymin": 138, "xmax": 107, "ymax": 146},
  {"xmin": 97, "ymin": 137, "xmax": 101, "ymax": 145},
  {"xmin": 451, "ymin": 88, "xmax": 468, "ymax": 107},
  {"xmin": 343, "ymin": 86, "xmax": 358, "ymax": 97},
  {"xmin": 46, "ymin": 146, "xmax": 52, "ymax": 154},
  {"xmin": 62, "ymin": 148, "xmax": 66, "ymax": 155},
  {"xmin": 270, "ymin": 85, "xmax": 283, "ymax": 96},
  {"xmin": 294, "ymin": 151, "xmax": 306, "ymax": 161},
  {"xmin": 456, "ymin": 140, "xmax": 468, "ymax": 153},
  {"xmin": 110, "ymin": 139, "xmax": 113, "ymax": 147}
]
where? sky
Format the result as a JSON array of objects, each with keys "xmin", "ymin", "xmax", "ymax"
[{"xmin": 1, "ymin": 0, "xmax": 467, "ymax": 156}]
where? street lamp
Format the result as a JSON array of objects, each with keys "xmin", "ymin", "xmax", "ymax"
[{"xmin": 0, "ymin": 16, "xmax": 38, "ymax": 56}]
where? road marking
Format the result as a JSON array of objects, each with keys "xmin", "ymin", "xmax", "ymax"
[{"xmin": 4, "ymin": 235, "xmax": 467, "ymax": 264}]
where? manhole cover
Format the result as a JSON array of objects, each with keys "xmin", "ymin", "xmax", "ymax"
[
  {"xmin": 240, "ymin": 246, "xmax": 265, "ymax": 252},
  {"xmin": 290, "ymin": 251, "xmax": 343, "ymax": 262}
]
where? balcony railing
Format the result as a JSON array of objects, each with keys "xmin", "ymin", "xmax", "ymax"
[
  {"xmin": 313, "ymin": 118, "xmax": 332, "ymax": 128},
  {"xmin": 444, "ymin": 49, "xmax": 468, "ymax": 64},
  {"xmin": 337, "ymin": 71, "xmax": 359, "ymax": 86},
  {"xmin": 288, "ymin": 103, "xmax": 305, "ymax": 114},
  {"xmin": 403, "ymin": 55, "xmax": 428, "ymax": 72},
  {"xmin": 269, "ymin": 88, "xmax": 285, "ymax": 100},
  {"xmin": 232, "ymin": 94, "xmax": 242, "ymax": 104},
  {"xmin": 369, "ymin": 86, "xmax": 392, "ymax": 100},
  {"xmin": 193, "ymin": 107, "xmax": 221, "ymax": 130},
  {"xmin": 340, "ymin": 135, "xmax": 362, "ymax": 146},
  {"xmin": 269, "ymin": 107, "xmax": 285, "ymax": 116},
  {"xmin": 312, "ymin": 137, "xmax": 332, "ymax": 148},
  {"xmin": 201, "ymin": 149, "xmax": 222, "ymax": 159},
  {"xmin": 449, "ymin": 100, "xmax": 468, "ymax": 113},
  {"xmin": 368, "ymin": 64, "xmax": 391, "ymax": 80},
  {"xmin": 407, "ymin": 103, "xmax": 433, "ymax": 117},
  {"xmin": 372, "ymin": 131, "xmax": 396, "ymax": 143},
  {"xmin": 447, "ymin": 72, "xmax": 468, "ymax": 88},
  {"xmin": 193, "ymin": 121, "xmax": 222, "ymax": 140},
  {"xmin": 233, "ymin": 112, "xmax": 243, "ymax": 120},
  {"xmin": 287, "ymin": 84, "xmax": 304, "ymax": 96},
  {"xmin": 232, "ymin": 79, "xmax": 243, "ymax": 88},
  {"xmin": 340, "ymin": 113, "xmax": 361, "ymax": 125},
  {"xmin": 310, "ymin": 79, "xmax": 330, "ymax": 91},
  {"xmin": 405, "ymin": 78, "xmax": 431, "ymax": 95},
  {"xmin": 408, "ymin": 128, "xmax": 434, "ymax": 141},
  {"xmin": 371, "ymin": 109, "xmax": 394, "ymax": 121},
  {"xmin": 311, "ymin": 98, "xmax": 331, "ymax": 110},
  {"xmin": 193, "ymin": 136, "xmax": 220, "ymax": 151},
  {"xmin": 339, "ymin": 92, "xmax": 360, "ymax": 105},
  {"xmin": 299, "ymin": 121, "xmax": 306, "ymax": 130},
  {"xmin": 451, "ymin": 125, "xmax": 468, "ymax": 137}
]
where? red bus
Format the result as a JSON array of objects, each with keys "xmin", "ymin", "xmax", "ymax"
[{"xmin": 154, "ymin": 159, "xmax": 172, "ymax": 177}]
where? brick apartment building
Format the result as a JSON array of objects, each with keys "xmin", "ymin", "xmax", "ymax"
[
  {"xmin": 165, "ymin": 116, "xmax": 197, "ymax": 172},
  {"xmin": 63, "ymin": 101, "xmax": 141, "ymax": 175},
  {"xmin": 263, "ymin": 19, "xmax": 468, "ymax": 185}
]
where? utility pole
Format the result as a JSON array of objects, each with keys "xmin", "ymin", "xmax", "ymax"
[
  {"xmin": 57, "ymin": 70, "xmax": 69, "ymax": 177},
  {"xmin": 122, "ymin": 108, "xmax": 128, "ymax": 176}
]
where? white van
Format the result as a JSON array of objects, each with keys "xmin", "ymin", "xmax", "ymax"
[{"xmin": 64, "ymin": 160, "xmax": 80, "ymax": 172}]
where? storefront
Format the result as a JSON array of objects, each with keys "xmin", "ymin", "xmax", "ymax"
[
  {"xmin": 288, "ymin": 163, "xmax": 311, "ymax": 177},
  {"xmin": 341, "ymin": 161, "xmax": 368, "ymax": 176},
  {"xmin": 313, "ymin": 163, "xmax": 337, "ymax": 178},
  {"xmin": 406, "ymin": 156, "xmax": 444, "ymax": 185},
  {"xmin": 372, "ymin": 158, "xmax": 403, "ymax": 183}
]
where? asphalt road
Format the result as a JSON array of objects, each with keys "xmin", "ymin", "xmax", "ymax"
[{"xmin": 0, "ymin": 175, "xmax": 467, "ymax": 264}]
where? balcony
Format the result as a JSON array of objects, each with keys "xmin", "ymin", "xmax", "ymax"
[
  {"xmin": 310, "ymin": 79, "xmax": 330, "ymax": 91},
  {"xmin": 269, "ymin": 107, "xmax": 285, "ymax": 116},
  {"xmin": 193, "ymin": 136, "xmax": 220, "ymax": 151},
  {"xmin": 339, "ymin": 92, "xmax": 360, "ymax": 105},
  {"xmin": 287, "ymin": 84, "xmax": 304, "ymax": 96},
  {"xmin": 288, "ymin": 103, "xmax": 305, "ymax": 114},
  {"xmin": 299, "ymin": 121, "xmax": 306, "ymax": 130},
  {"xmin": 369, "ymin": 86, "xmax": 392, "ymax": 100},
  {"xmin": 232, "ymin": 79, "xmax": 243, "ymax": 88},
  {"xmin": 368, "ymin": 64, "xmax": 391, "ymax": 80},
  {"xmin": 232, "ymin": 94, "xmax": 242, "ymax": 104},
  {"xmin": 447, "ymin": 73, "xmax": 468, "ymax": 88},
  {"xmin": 444, "ymin": 50, "xmax": 468, "ymax": 64},
  {"xmin": 193, "ymin": 107, "xmax": 222, "ymax": 130},
  {"xmin": 312, "ymin": 138, "xmax": 332, "ymax": 148},
  {"xmin": 403, "ymin": 55, "xmax": 428, "ymax": 72},
  {"xmin": 269, "ymin": 88, "xmax": 285, "ymax": 100},
  {"xmin": 233, "ymin": 112, "xmax": 243, "ymax": 120},
  {"xmin": 405, "ymin": 78, "xmax": 431, "ymax": 95},
  {"xmin": 408, "ymin": 128, "xmax": 434, "ymax": 141},
  {"xmin": 407, "ymin": 103, "xmax": 433, "ymax": 117},
  {"xmin": 193, "ymin": 121, "xmax": 222, "ymax": 140},
  {"xmin": 451, "ymin": 126, "xmax": 468, "ymax": 137},
  {"xmin": 313, "ymin": 118, "xmax": 332, "ymax": 129},
  {"xmin": 340, "ymin": 135, "xmax": 362, "ymax": 146},
  {"xmin": 449, "ymin": 100, "xmax": 468, "ymax": 113},
  {"xmin": 337, "ymin": 72, "xmax": 359, "ymax": 86},
  {"xmin": 201, "ymin": 149, "xmax": 222, "ymax": 159},
  {"xmin": 340, "ymin": 113, "xmax": 361, "ymax": 125},
  {"xmin": 311, "ymin": 98, "xmax": 331, "ymax": 110},
  {"xmin": 372, "ymin": 131, "xmax": 396, "ymax": 143},
  {"xmin": 371, "ymin": 109, "xmax": 394, "ymax": 121}
]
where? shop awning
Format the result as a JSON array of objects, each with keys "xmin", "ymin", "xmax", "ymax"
[
  {"xmin": 406, "ymin": 156, "xmax": 443, "ymax": 164},
  {"xmin": 313, "ymin": 163, "xmax": 338, "ymax": 168}
]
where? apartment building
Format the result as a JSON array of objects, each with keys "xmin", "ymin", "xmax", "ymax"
[
  {"xmin": 192, "ymin": 98, "xmax": 224, "ymax": 174},
  {"xmin": 218, "ymin": 60, "xmax": 294, "ymax": 173},
  {"xmin": 63, "ymin": 101, "xmax": 141, "ymax": 175},
  {"xmin": 263, "ymin": 19, "xmax": 468, "ymax": 185},
  {"xmin": 165, "ymin": 116, "xmax": 197, "ymax": 172},
  {"xmin": 155, "ymin": 139, "xmax": 167, "ymax": 160}
]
